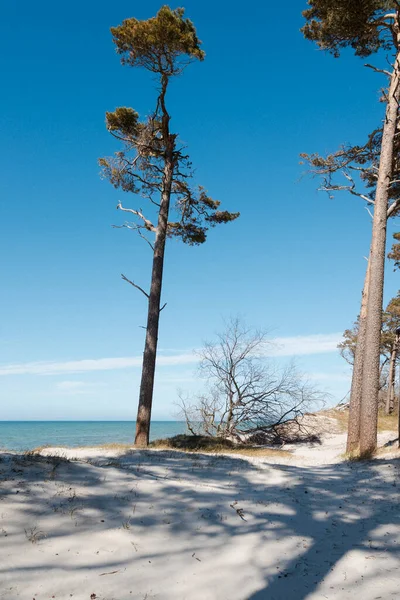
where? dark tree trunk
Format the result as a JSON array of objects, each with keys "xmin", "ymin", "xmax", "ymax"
[
  {"xmin": 135, "ymin": 141, "xmax": 174, "ymax": 448},
  {"xmin": 346, "ymin": 253, "xmax": 370, "ymax": 454},
  {"xmin": 359, "ymin": 52, "xmax": 400, "ymax": 456}
]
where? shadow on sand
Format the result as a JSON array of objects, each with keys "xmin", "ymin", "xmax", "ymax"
[{"xmin": 0, "ymin": 448, "xmax": 399, "ymax": 599}]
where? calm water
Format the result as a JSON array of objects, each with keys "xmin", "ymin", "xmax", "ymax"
[{"xmin": 0, "ymin": 421, "xmax": 188, "ymax": 451}]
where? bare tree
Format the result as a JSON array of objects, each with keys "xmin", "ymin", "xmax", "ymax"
[{"xmin": 178, "ymin": 318, "xmax": 325, "ymax": 443}]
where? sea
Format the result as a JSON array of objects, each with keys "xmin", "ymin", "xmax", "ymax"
[{"xmin": 0, "ymin": 421, "xmax": 188, "ymax": 452}]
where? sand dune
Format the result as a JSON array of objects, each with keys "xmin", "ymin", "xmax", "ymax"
[{"xmin": 1, "ymin": 430, "xmax": 399, "ymax": 599}]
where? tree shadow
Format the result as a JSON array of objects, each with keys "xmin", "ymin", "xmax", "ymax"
[{"xmin": 0, "ymin": 449, "xmax": 399, "ymax": 599}]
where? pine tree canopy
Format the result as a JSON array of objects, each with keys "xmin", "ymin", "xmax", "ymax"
[
  {"xmin": 100, "ymin": 7, "xmax": 239, "ymax": 246},
  {"xmin": 111, "ymin": 5, "xmax": 205, "ymax": 75},
  {"xmin": 302, "ymin": 1, "xmax": 396, "ymax": 57},
  {"xmin": 100, "ymin": 106, "xmax": 239, "ymax": 245}
]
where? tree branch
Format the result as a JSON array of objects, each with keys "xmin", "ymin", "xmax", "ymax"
[
  {"xmin": 365, "ymin": 205, "xmax": 374, "ymax": 220},
  {"xmin": 117, "ymin": 202, "xmax": 157, "ymax": 232},
  {"xmin": 365, "ymin": 63, "xmax": 392, "ymax": 77},
  {"xmin": 387, "ymin": 197, "xmax": 400, "ymax": 217},
  {"xmin": 112, "ymin": 223, "xmax": 155, "ymax": 251},
  {"xmin": 121, "ymin": 274, "xmax": 149, "ymax": 298},
  {"xmin": 319, "ymin": 184, "xmax": 374, "ymax": 205}
]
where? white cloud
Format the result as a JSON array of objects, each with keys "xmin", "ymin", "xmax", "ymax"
[
  {"xmin": 266, "ymin": 333, "xmax": 342, "ymax": 357},
  {"xmin": 306, "ymin": 372, "xmax": 351, "ymax": 382},
  {"xmin": 0, "ymin": 353, "xmax": 197, "ymax": 376},
  {"xmin": 0, "ymin": 333, "xmax": 342, "ymax": 377}
]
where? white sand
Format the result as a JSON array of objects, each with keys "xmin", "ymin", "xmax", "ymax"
[{"xmin": 1, "ymin": 430, "xmax": 399, "ymax": 600}]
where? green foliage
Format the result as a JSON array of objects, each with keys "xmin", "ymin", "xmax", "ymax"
[
  {"xmin": 339, "ymin": 294, "xmax": 400, "ymax": 365},
  {"xmin": 388, "ymin": 232, "xmax": 400, "ymax": 268},
  {"xmin": 168, "ymin": 186, "xmax": 239, "ymax": 245},
  {"xmin": 100, "ymin": 112, "xmax": 239, "ymax": 243},
  {"xmin": 383, "ymin": 293, "xmax": 400, "ymax": 345},
  {"xmin": 338, "ymin": 323, "xmax": 359, "ymax": 365},
  {"xmin": 100, "ymin": 7, "xmax": 238, "ymax": 246},
  {"xmin": 111, "ymin": 5, "xmax": 204, "ymax": 75},
  {"xmin": 105, "ymin": 107, "xmax": 140, "ymax": 138},
  {"xmin": 302, "ymin": 0, "xmax": 395, "ymax": 57}
]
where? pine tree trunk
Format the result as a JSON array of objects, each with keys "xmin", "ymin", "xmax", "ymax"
[
  {"xmin": 359, "ymin": 53, "xmax": 400, "ymax": 456},
  {"xmin": 386, "ymin": 343, "xmax": 397, "ymax": 415},
  {"xmin": 398, "ymin": 384, "xmax": 400, "ymax": 449},
  {"xmin": 134, "ymin": 145, "xmax": 174, "ymax": 448},
  {"xmin": 346, "ymin": 253, "xmax": 371, "ymax": 454}
]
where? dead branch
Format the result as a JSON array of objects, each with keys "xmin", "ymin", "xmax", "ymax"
[
  {"xmin": 387, "ymin": 197, "xmax": 400, "ymax": 217},
  {"xmin": 112, "ymin": 223, "xmax": 155, "ymax": 251},
  {"xmin": 116, "ymin": 202, "xmax": 157, "ymax": 232},
  {"xmin": 365, "ymin": 63, "xmax": 392, "ymax": 77},
  {"xmin": 121, "ymin": 274, "xmax": 149, "ymax": 299}
]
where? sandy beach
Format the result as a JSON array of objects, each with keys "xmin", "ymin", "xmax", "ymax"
[{"xmin": 1, "ymin": 426, "xmax": 399, "ymax": 600}]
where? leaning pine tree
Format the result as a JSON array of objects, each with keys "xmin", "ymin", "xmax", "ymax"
[
  {"xmin": 302, "ymin": 124, "xmax": 400, "ymax": 452},
  {"xmin": 302, "ymin": 1, "xmax": 400, "ymax": 456},
  {"xmin": 100, "ymin": 6, "xmax": 239, "ymax": 447}
]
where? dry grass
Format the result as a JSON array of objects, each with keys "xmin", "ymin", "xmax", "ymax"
[
  {"xmin": 24, "ymin": 526, "xmax": 46, "ymax": 544},
  {"xmin": 319, "ymin": 409, "xmax": 349, "ymax": 432},
  {"xmin": 321, "ymin": 407, "xmax": 398, "ymax": 433},
  {"xmin": 95, "ymin": 442, "xmax": 133, "ymax": 451},
  {"xmin": 149, "ymin": 435, "xmax": 291, "ymax": 458},
  {"xmin": 218, "ymin": 447, "xmax": 292, "ymax": 458},
  {"xmin": 344, "ymin": 449, "xmax": 375, "ymax": 462},
  {"xmin": 30, "ymin": 443, "xmax": 133, "ymax": 455},
  {"xmin": 377, "ymin": 412, "xmax": 398, "ymax": 432},
  {"xmin": 24, "ymin": 445, "xmax": 51, "ymax": 455},
  {"xmin": 376, "ymin": 444, "xmax": 400, "ymax": 457},
  {"xmin": 36, "ymin": 437, "xmax": 289, "ymax": 459}
]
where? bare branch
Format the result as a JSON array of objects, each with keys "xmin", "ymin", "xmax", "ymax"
[
  {"xmin": 121, "ymin": 274, "xmax": 149, "ymax": 299},
  {"xmin": 117, "ymin": 202, "xmax": 157, "ymax": 232},
  {"xmin": 387, "ymin": 197, "xmax": 400, "ymax": 217},
  {"xmin": 319, "ymin": 184, "xmax": 374, "ymax": 205},
  {"xmin": 365, "ymin": 205, "xmax": 374, "ymax": 220},
  {"xmin": 178, "ymin": 318, "xmax": 325, "ymax": 443},
  {"xmin": 112, "ymin": 223, "xmax": 155, "ymax": 251},
  {"xmin": 137, "ymin": 229, "xmax": 155, "ymax": 251},
  {"xmin": 365, "ymin": 63, "xmax": 392, "ymax": 77}
]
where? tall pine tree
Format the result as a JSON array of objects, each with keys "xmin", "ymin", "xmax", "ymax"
[
  {"xmin": 302, "ymin": 1, "xmax": 400, "ymax": 455},
  {"xmin": 100, "ymin": 7, "xmax": 239, "ymax": 447}
]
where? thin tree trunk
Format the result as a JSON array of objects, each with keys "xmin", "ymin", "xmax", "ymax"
[
  {"xmin": 346, "ymin": 252, "xmax": 371, "ymax": 454},
  {"xmin": 135, "ymin": 142, "xmax": 174, "ymax": 448},
  {"xmin": 359, "ymin": 50, "xmax": 400, "ymax": 456},
  {"xmin": 398, "ymin": 380, "xmax": 400, "ymax": 448},
  {"xmin": 386, "ymin": 342, "xmax": 397, "ymax": 414}
]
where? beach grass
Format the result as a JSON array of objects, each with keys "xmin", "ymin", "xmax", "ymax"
[
  {"xmin": 322, "ymin": 407, "xmax": 399, "ymax": 433},
  {"xmin": 149, "ymin": 434, "xmax": 291, "ymax": 458}
]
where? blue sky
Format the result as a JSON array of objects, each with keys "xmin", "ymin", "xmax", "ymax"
[{"xmin": 0, "ymin": 0, "xmax": 399, "ymax": 420}]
